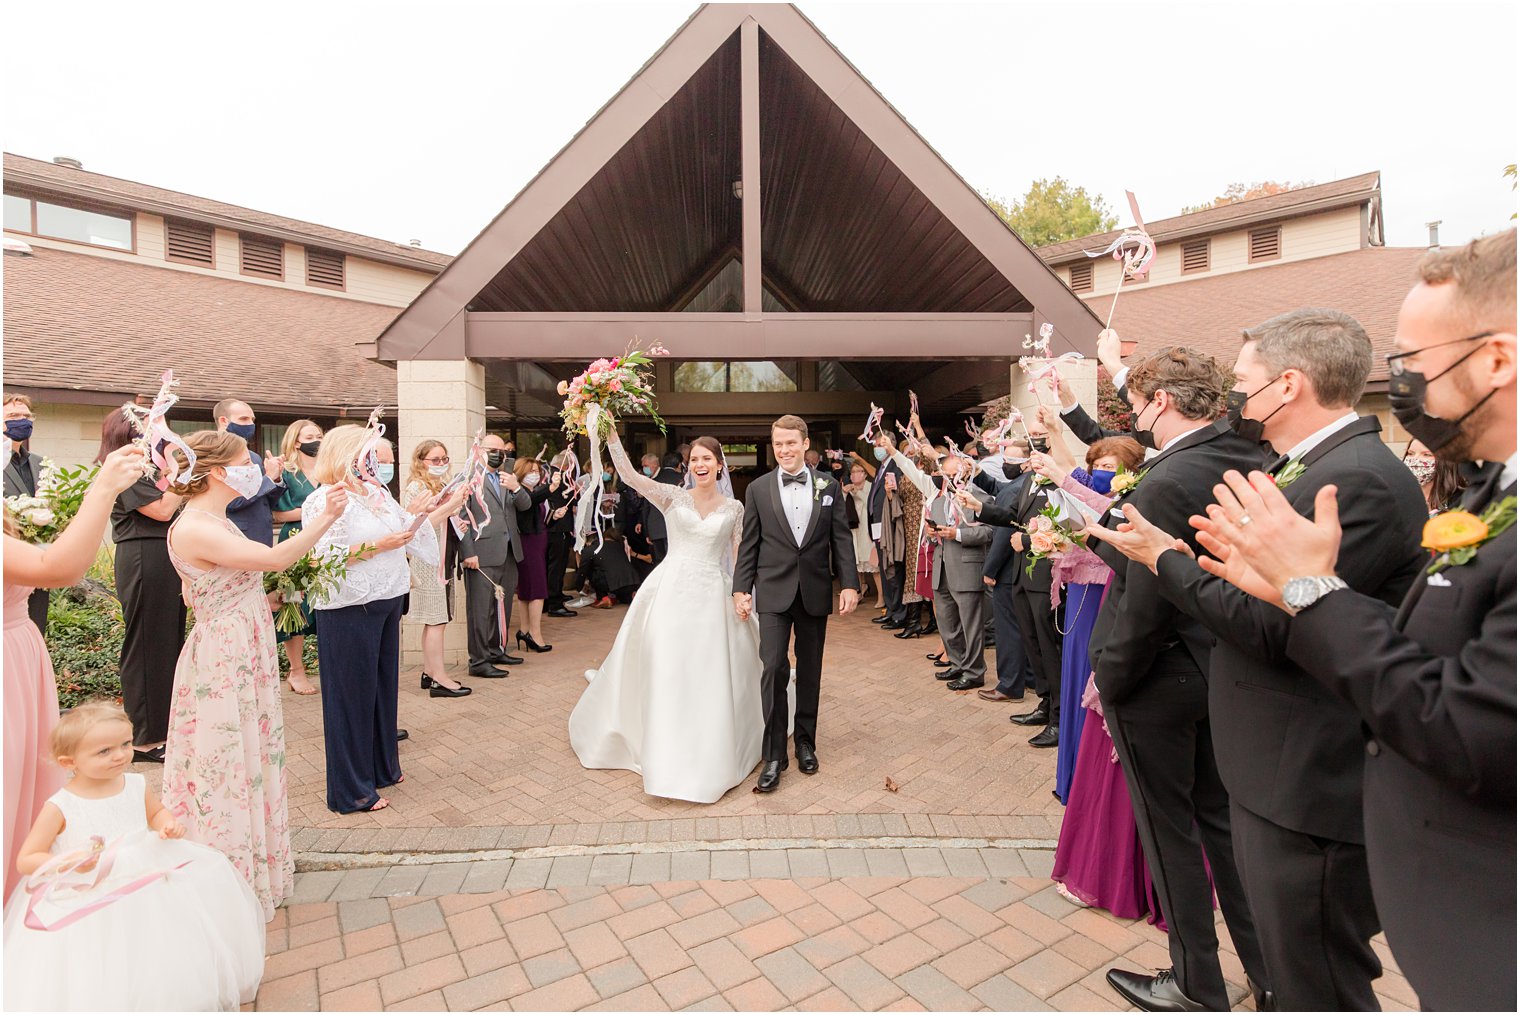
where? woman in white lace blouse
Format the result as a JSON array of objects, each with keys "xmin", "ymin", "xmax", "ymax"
[{"xmin": 301, "ymin": 426, "xmax": 454, "ymax": 813}]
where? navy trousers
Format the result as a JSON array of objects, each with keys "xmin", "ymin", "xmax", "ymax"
[
  {"xmin": 316, "ymin": 596, "xmax": 403, "ymax": 813},
  {"xmin": 991, "ymin": 580, "xmax": 1035, "ymax": 697}
]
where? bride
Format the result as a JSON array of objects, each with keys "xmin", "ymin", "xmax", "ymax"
[{"xmin": 568, "ymin": 425, "xmax": 764, "ymax": 803}]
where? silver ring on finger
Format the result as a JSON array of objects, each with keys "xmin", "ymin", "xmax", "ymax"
[{"xmin": 1235, "ymin": 513, "xmax": 1252, "ymax": 527}]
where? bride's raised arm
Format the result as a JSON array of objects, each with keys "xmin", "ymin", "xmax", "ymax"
[{"xmin": 606, "ymin": 428, "xmax": 678, "ymax": 512}]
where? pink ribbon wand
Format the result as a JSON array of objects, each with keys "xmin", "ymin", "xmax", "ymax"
[
  {"xmin": 121, "ymin": 370, "xmax": 196, "ymax": 491},
  {"xmin": 24, "ymin": 834, "xmax": 191, "ymax": 932},
  {"xmin": 1084, "ymin": 191, "xmax": 1156, "ymax": 329}
]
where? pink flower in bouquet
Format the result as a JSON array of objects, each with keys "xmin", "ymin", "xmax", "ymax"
[
  {"xmin": 648, "ymin": 343, "xmax": 670, "ymax": 356},
  {"xmin": 556, "ymin": 380, "xmax": 570, "ymax": 396},
  {"xmin": 1029, "ymin": 531, "xmax": 1057, "ymax": 554},
  {"xmin": 1030, "ymin": 515, "xmax": 1055, "ymax": 533},
  {"xmin": 608, "ymin": 378, "xmax": 623, "ymax": 392},
  {"xmin": 590, "ymin": 358, "xmax": 614, "ymax": 373}
]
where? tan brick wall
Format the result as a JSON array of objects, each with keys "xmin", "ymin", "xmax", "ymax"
[{"xmin": 25, "ymin": 402, "xmax": 113, "ymax": 468}]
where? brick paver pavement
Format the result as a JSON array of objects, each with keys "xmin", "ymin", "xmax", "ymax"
[{"xmin": 157, "ymin": 605, "xmax": 1418, "ymax": 1010}]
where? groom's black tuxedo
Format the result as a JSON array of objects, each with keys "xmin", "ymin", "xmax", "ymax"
[
  {"xmin": 1088, "ymin": 419, "xmax": 1270, "ymax": 1011},
  {"xmin": 733, "ymin": 468, "xmax": 859, "ymax": 616},
  {"xmin": 734, "ymin": 467, "xmax": 860, "ymax": 764},
  {"xmin": 1154, "ymin": 416, "xmax": 1428, "ymax": 1010}
]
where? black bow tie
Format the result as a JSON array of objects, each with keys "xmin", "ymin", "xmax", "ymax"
[{"xmin": 782, "ymin": 471, "xmax": 808, "ymax": 486}]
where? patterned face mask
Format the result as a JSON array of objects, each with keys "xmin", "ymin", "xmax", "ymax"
[{"xmin": 1404, "ymin": 454, "xmax": 1437, "ymax": 486}]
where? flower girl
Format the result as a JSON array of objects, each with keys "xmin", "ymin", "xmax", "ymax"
[{"xmin": 4, "ymin": 701, "xmax": 265, "ymax": 1011}]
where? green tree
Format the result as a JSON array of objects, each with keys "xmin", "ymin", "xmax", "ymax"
[
  {"xmin": 986, "ymin": 178, "xmax": 1117, "ymax": 247},
  {"xmin": 1181, "ymin": 180, "xmax": 1313, "ymax": 214},
  {"xmin": 1505, "ymin": 164, "xmax": 1516, "ymax": 220}
]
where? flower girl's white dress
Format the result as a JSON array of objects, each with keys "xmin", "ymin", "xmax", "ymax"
[{"xmin": 3, "ymin": 772, "xmax": 265, "ymax": 1011}]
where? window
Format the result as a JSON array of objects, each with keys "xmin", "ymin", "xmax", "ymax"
[
  {"xmin": 1181, "ymin": 238, "xmax": 1210, "ymax": 274},
  {"xmin": 673, "ymin": 361, "xmax": 798, "ymax": 393},
  {"xmin": 1068, "ymin": 261, "xmax": 1093, "ymax": 293},
  {"xmin": 306, "ymin": 247, "xmax": 345, "ymax": 289},
  {"xmin": 165, "ymin": 218, "xmax": 214, "ymax": 266},
  {"xmin": 240, "ymin": 234, "xmax": 284, "ymax": 279},
  {"xmin": 1249, "ymin": 225, "xmax": 1281, "ymax": 262},
  {"xmin": 32, "ymin": 199, "xmax": 133, "ymax": 250},
  {"xmin": 3, "ymin": 194, "xmax": 32, "ymax": 232}
]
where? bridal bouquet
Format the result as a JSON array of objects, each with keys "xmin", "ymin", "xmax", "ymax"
[
  {"xmin": 4, "ymin": 460, "xmax": 97, "ymax": 544},
  {"xmin": 1021, "ymin": 505, "xmax": 1084, "ymax": 578},
  {"xmin": 558, "ymin": 341, "xmax": 669, "ymax": 438},
  {"xmin": 262, "ymin": 546, "xmax": 364, "ymax": 633}
]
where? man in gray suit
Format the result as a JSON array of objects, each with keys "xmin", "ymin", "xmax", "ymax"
[
  {"xmin": 4, "ymin": 393, "xmax": 49, "ymax": 633},
  {"xmin": 926, "ymin": 456, "xmax": 994, "ymax": 690},
  {"xmin": 459, "ymin": 433, "xmax": 530, "ymax": 678}
]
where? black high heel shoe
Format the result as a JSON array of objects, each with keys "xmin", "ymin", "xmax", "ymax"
[
  {"xmin": 516, "ymin": 630, "xmax": 553, "ymax": 653},
  {"xmin": 421, "ymin": 673, "xmax": 472, "ymax": 698}
]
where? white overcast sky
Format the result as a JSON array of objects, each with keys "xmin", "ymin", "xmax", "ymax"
[{"xmin": 4, "ymin": 1, "xmax": 1515, "ymax": 255}]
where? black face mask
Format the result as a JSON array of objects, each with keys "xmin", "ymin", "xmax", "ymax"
[
  {"xmin": 1002, "ymin": 462, "xmax": 1021, "ymax": 480},
  {"xmin": 1128, "ymin": 400, "xmax": 1159, "ymax": 451},
  {"xmin": 298, "ymin": 440, "xmax": 321, "ymax": 457},
  {"xmin": 1225, "ymin": 375, "xmax": 1286, "ymax": 445},
  {"xmin": 486, "ymin": 451, "xmax": 506, "ymax": 468},
  {"xmin": 1389, "ymin": 344, "xmax": 1497, "ymax": 454}
]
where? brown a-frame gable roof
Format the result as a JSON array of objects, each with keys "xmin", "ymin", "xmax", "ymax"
[{"xmin": 375, "ymin": 3, "xmax": 1100, "ymax": 361}]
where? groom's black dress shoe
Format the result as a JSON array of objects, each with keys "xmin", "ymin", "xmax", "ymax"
[
  {"xmin": 946, "ymin": 677, "xmax": 985, "ymax": 690},
  {"xmin": 494, "ymin": 653, "xmax": 525, "ymax": 666},
  {"xmin": 935, "ymin": 668, "xmax": 959, "ymax": 681},
  {"xmin": 1028, "ymin": 724, "xmax": 1059, "ymax": 748},
  {"xmin": 1105, "ymin": 968, "xmax": 1207, "ymax": 1012},
  {"xmin": 1246, "ymin": 979, "xmax": 1276, "ymax": 1011},
  {"xmin": 871, "ymin": 615, "xmax": 891, "ymax": 625},
  {"xmin": 469, "ymin": 666, "xmax": 509, "ymax": 678},
  {"xmin": 1010, "ymin": 702, "xmax": 1050, "ymax": 726},
  {"xmin": 756, "ymin": 761, "xmax": 783, "ymax": 792},
  {"xmin": 796, "ymin": 742, "xmax": 819, "ymax": 775}
]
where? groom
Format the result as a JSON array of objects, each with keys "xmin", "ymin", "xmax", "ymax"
[{"xmin": 733, "ymin": 415, "xmax": 860, "ymax": 792}]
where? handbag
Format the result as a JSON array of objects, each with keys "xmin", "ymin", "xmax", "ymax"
[{"xmin": 845, "ymin": 490, "xmax": 861, "ymax": 529}]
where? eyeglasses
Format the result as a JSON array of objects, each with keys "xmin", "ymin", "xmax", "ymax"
[
  {"xmin": 1386, "ymin": 332, "xmax": 1492, "ymax": 376},
  {"xmin": 424, "ymin": 456, "xmax": 450, "ymax": 465}
]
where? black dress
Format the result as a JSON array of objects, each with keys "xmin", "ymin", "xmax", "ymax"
[{"xmin": 112, "ymin": 478, "xmax": 187, "ymax": 746}]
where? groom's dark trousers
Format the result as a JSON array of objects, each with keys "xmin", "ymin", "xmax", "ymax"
[{"xmin": 758, "ymin": 592, "xmax": 827, "ymax": 763}]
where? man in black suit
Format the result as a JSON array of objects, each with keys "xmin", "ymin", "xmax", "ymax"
[
  {"xmin": 867, "ymin": 434, "xmax": 906, "ymax": 628},
  {"xmin": 458, "ymin": 433, "xmax": 531, "ymax": 677},
  {"xmin": 1163, "ymin": 231, "xmax": 1516, "ymax": 1012},
  {"xmin": 3, "ymin": 393, "xmax": 49, "ymax": 632},
  {"xmin": 733, "ymin": 415, "xmax": 860, "ymax": 793},
  {"xmin": 1081, "ymin": 347, "xmax": 1269, "ymax": 1012},
  {"xmin": 214, "ymin": 398, "xmax": 286, "ymax": 546},
  {"xmin": 1091, "ymin": 309, "xmax": 1429, "ymax": 1010},
  {"xmin": 958, "ymin": 416, "xmax": 1063, "ymax": 748},
  {"xmin": 976, "ymin": 440, "xmax": 1037, "ymax": 703},
  {"xmin": 644, "ymin": 452, "xmax": 683, "ymax": 564}
]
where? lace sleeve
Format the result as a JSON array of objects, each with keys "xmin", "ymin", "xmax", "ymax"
[
  {"xmin": 303, "ymin": 486, "xmax": 351, "ymax": 559},
  {"xmin": 607, "ymin": 434, "xmax": 677, "ymax": 510},
  {"xmin": 889, "ymin": 450, "xmax": 937, "ymax": 496}
]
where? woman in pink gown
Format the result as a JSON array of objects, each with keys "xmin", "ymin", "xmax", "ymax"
[
  {"xmin": 158, "ymin": 430, "xmax": 348, "ymax": 919},
  {"xmin": 2, "ymin": 443, "xmax": 148, "ymax": 896}
]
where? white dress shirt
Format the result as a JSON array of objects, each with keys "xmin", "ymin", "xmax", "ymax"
[
  {"xmin": 1281, "ymin": 412, "xmax": 1360, "ymax": 462},
  {"xmin": 1501, "ymin": 451, "xmax": 1518, "ymax": 491},
  {"xmin": 1161, "ymin": 422, "xmax": 1212, "ymax": 453},
  {"xmin": 778, "ymin": 466, "xmax": 813, "ymax": 545}
]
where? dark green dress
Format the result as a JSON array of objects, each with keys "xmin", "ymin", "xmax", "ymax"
[{"xmin": 273, "ymin": 469, "xmax": 318, "ymax": 642}]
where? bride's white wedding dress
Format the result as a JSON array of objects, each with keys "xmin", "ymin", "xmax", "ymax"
[{"xmin": 569, "ymin": 437, "xmax": 765, "ymax": 803}]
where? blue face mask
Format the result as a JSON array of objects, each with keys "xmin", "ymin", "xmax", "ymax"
[
  {"xmin": 1089, "ymin": 469, "xmax": 1117, "ymax": 495},
  {"xmin": 873, "ymin": 447, "xmax": 888, "ymax": 462},
  {"xmin": 225, "ymin": 421, "xmax": 256, "ymax": 442},
  {"xmin": 642, "ymin": 466, "xmax": 654, "ymax": 477},
  {"xmin": 602, "ymin": 472, "xmax": 613, "ymax": 483},
  {"xmin": 375, "ymin": 463, "xmax": 395, "ymax": 485},
  {"xmin": 4, "ymin": 419, "xmax": 33, "ymax": 443}
]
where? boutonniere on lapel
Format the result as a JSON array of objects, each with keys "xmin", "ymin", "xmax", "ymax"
[
  {"xmin": 1422, "ymin": 496, "xmax": 1516, "ymax": 574},
  {"xmin": 1107, "ymin": 464, "xmax": 1148, "ymax": 496},
  {"xmin": 812, "ymin": 475, "xmax": 829, "ymax": 502},
  {"xmin": 1272, "ymin": 456, "xmax": 1307, "ymax": 489},
  {"xmin": 1031, "ymin": 473, "xmax": 1054, "ymax": 487}
]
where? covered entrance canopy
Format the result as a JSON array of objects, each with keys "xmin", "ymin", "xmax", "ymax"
[{"xmin": 374, "ymin": 3, "xmax": 1103, "ymax": 444}]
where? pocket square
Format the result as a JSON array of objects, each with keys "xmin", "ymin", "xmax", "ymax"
[
  {"xmin": 821, "ymin": 495, "xmax": 834, "ymax": 507},
  {"xmin": 1110, "ymin": 508, "xmax": 1126, "ymax": 520},
  {"xmin": 1426, "ymin": 572, "xmax": 1453, "ymax": 587}
]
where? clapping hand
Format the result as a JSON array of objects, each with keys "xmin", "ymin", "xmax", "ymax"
[
  {"xmin": 263, "ymin": 455, "xmax": 285, "ymax": 482},
  {"xmin": 1082, "ymin": 503, "xmax": 1191, "ymax": 573},
  {"xmin": 1190, "ymin": 471, "xmax": 1342, "ymax": 609}
]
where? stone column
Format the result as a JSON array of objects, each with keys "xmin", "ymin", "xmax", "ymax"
[
  {"xmin": 395, "ymin": 359, "xmax": 485, "ymax": 671},
  {"xmin": 1008, "ymin": 358, "xmax": 1100, "ymax": 441}
]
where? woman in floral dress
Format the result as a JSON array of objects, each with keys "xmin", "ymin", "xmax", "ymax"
[{"xmin": 160, "ymin": 430, "xmax": 348, "ymax": 919}]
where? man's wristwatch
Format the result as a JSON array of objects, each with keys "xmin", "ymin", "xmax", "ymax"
[{"xmin": 1281, "ymin": 576, "xmax": 1349, "ymax": 616}]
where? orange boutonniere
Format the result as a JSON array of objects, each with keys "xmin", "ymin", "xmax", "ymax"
[
  {"xmin": 1421, "ymin": 510, "xmax": 1488, "ymax": 553},
  {"xmin": 1423, "ymin": 497, "xmax": 1516, "ymax": 574}
]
